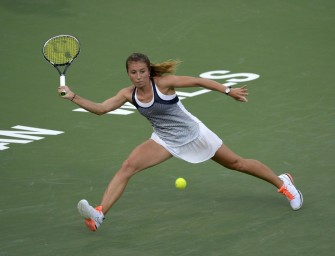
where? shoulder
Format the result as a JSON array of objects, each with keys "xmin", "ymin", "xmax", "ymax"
[
  {"xmin": 154, "ymin": 75, "xmax": 185, "ymax": 89},
  {"xmin": 116, "ymin": 86, "xmax": 134, "ymax": 101},
  {"xmin": 119, "ymin": 85, "xmax": 134, "ymax": 94},
  {"xmin": 154, "ymin": 75, "xmax": 178, "ymax": 85},
  {"xmin": 153, "ymin": 75, "xmax": 177, "ymax": 94},
  {"xmin": 154, "ymin": 75, "xmax": 199, "ymax": 89}
]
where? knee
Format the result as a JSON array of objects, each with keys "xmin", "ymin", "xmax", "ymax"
[
  {"xmin": 118, "ymin": 159, "xmax": 139, "ymax": 179},
  {"xmin": 228, "ymin": 157, "xmax": 246, "ymax": 172}
]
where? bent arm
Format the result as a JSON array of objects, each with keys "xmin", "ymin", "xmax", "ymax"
[{"xmin": 58, "ymin": 85, "xmax": 131, "ymax": 115}]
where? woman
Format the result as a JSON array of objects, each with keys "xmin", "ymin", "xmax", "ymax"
[{"xmin": 58, "ymin": 53, "xmax": 303, "ymax": 232}]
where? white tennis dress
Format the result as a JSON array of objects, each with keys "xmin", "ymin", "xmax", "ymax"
[{"xmin": 131, "ymin": 78, "xmax": 222, "ymax": 163}]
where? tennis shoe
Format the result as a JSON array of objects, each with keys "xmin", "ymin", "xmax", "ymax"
[
  {"xmin": 278, "ymin": 173, "xmax": 303, "ymax": 210},
  {"xmin": 77, "ymin": 199, "xmax": 104, "ymax": 232}
]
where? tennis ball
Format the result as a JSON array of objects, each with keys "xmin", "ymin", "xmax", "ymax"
[{"xmin": 175, "ymin": 177, "xmax": 187, "ymax": 190}]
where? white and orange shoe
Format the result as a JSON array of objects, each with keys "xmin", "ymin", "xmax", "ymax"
[
  {"xmin": 77, "ymin": 199, "xmax": 105, "ymax": 231},
  {"xmin": 278, "ymin": 173, "xmax": 303, "ymax": 210}
]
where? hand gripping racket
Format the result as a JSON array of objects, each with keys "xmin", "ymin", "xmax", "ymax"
[{"xmin": 42, "ymin": 35, "xmax": 80, "ymax": 96}]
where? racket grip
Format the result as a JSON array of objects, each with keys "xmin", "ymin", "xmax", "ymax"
[{"xmin": 60, "ymin": 75, "xmax": 66, "ymax": 96}]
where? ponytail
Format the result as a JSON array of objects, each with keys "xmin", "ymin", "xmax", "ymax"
[{"xmin": 150, "ymin": 60, "xmax": 181, "ymax": 77}]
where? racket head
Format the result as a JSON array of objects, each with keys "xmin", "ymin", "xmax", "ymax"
[{"xmin": 42, "ymin": 35, "xmax": 80, "ymax": 66}]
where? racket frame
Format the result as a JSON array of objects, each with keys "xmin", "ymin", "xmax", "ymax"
[{"xmin": 42, "ymin": 35, "xmax": 80, "ymax": 95}]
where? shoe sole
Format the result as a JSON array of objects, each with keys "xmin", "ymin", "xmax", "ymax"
[
  {"xmin": 77, "ymin": 199, "xmax": 98, "ymax": 231},
  {"xmin": 84, "ymin": 219, "xmax": 97, "ymax": 231},
  {"xmin": 295, "ymin": 190, "xmax": 304, "ymax": 210}
]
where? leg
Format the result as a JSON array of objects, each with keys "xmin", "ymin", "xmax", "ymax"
[
  {"xmin": 100, "ymin": 139, "xmax": 172, "ymax": 214},
  {"xmin": 211, "ymin": 144, "xmax": 283, "ymax": 188},
  {"xmin": 211, "ymin": 144, "xmax": 303, "ymax": 210}
]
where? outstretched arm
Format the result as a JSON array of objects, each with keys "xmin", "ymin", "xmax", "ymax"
[
  {"xmin": 160, "ymin": 75, "xmax": 249, "ymax": 102},
  {"xmin": 57, "ymin": 85, "xmax": 131, "ymax": 115}
]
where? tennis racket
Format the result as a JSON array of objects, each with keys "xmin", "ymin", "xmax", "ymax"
[{"xmin": 42, "ymin": 35, "xmax": 80, "ymax": 96}]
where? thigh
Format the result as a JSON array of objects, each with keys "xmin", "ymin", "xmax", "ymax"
[
  {"xmin": 126, "ymin": 139, "xmax": 173, "ymax": 172},
  {"xmin": 211, "ymin": 144, "xmax": 242, "ymax": 169}
]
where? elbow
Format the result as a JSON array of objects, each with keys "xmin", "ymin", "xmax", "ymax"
[
  {"xmin": 95, "ymin": 110, "xmax": 107, "ymax": 116},
  {"xmin": 96, "ymin": 106, "xmax": 110, "ymax": 116},
  {"xmin": 92, "ymin": 104, "xmax": 109, "ymax": 116}
]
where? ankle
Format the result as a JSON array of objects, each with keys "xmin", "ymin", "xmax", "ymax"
[{"xmin": 95, "ymin": 205, "xmax": 103, "ymax": 213}]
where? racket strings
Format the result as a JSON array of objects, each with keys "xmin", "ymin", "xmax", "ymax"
[{"xmin": 43, "ymin": 36, "xmax": 80, "ymax": 65}]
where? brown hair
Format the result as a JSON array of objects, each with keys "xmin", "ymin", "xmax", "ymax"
[{"xmin": 126, "ymin": 53, "xmax": 180, "ymax": 77}]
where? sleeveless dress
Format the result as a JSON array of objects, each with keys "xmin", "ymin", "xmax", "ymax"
[{"xmin": 132, "ymin": 78, "xmax": 222, "ymax": 163}]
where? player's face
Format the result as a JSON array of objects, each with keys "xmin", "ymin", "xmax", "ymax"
[{"xmin": 127, "ymin": 61, "xmax": 150, "ymax": 88}]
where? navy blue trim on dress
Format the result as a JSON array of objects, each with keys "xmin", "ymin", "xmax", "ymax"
[{"xmin": 131, "ymin": 78, "xmax": 179, "ymax": 109}]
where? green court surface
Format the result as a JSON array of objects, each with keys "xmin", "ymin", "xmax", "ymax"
[{"xmin": 1, "ymin": 1, "xmax": 334, "ymax": 255}]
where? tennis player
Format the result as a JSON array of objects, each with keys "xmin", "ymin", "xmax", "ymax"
[{"xmin": 58, "ymin": 53, "xmax": 303, "ymax": 232}]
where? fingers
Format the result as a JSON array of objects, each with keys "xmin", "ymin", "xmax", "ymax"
[
  {"xmin": 57, "ymin": 85, "xmax": 71, "ymax": 98},
  {"xmin": 240, "ymin": 85, "xmax": 248, "ymax": 93},
  {"xmin": 229, "ymin": 85, "xmax": 249, "ymax": 102},
  {"xmin": 239, "ymin": 96, "xmax": 248, "ymax": 102},
  {"xmin": 232, "ymin": 87, "xmax": 248, "ymax": 96},
  {"xmin": 58, "ymin": 85, "xmax": 68, "ymax": 90},
  {"xmin": 58, "ymin": 88, "xmax": 67, "ymax": 96},
  {"xmin": 238, "ymin": 85, "xmax": 248, "ymax": 96},
  {"xmin": 235, "ymin": 96, "xmax": 248, "ymax": 103}
]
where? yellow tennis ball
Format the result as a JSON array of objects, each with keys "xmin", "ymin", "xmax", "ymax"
[{"xmin": 175, "ymin": 177, "xmax": 187, "ymax": 190}]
